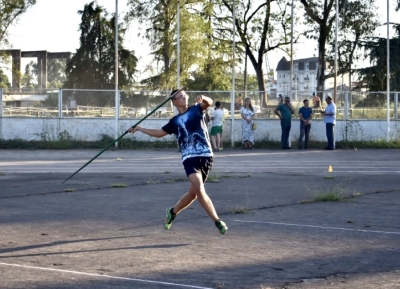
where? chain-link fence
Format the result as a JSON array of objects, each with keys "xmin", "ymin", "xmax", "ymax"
[
  {"xmin": 62, "ymin": 89, "xmax": 116, "ymax": 117},
  {"xmin": 0, "ymin": 88, "xmax": 399, "ymax": 120},
  {"xmin": 1, "ymin": 88, "xmax": 59, "ymax": 117}
]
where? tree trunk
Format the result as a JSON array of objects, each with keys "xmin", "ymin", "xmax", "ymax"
[
  {"xmin": 317, "ymin": 27, "xmax": 327, "ymax": 102},
  {"xmin": 255, "ymin": 63, "xmax": 266, "ymax": 107}
]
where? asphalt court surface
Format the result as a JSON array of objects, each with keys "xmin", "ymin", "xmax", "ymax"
[{"xmin": 0, "ymin": 148, "xmax": 400, "ymax": 289}]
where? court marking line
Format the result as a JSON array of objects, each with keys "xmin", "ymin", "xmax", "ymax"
[
  {"xmin": 233, "ymin": 220, "xmax": 400, "ymax": 235},
  {"xmin": 2, "ymin": 170, "xmax": 400, "ymax": 174},
  {"xmin": 0, "ymin": 262, "xmax": 213, "ymax": 289}
]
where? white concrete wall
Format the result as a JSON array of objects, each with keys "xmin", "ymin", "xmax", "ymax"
[{"xmin": 1, "ymin": 117, "xmax": 399, "ymax": 143}]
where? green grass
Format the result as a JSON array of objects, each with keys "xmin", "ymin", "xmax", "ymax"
[
  {"xmin": 164, "ymin": 178, "xmax": 186, "ymax": 183},
  {"xmin": 226, "ymin": 205, "xmax": 254, "ymax": 214},
  {"xmin": 0, "ymin": 135, "xmax": 178, "ymax": 150},
  {"xmin": 226, "ymin": 189, "xmax": 253, "ymax": 215},
  {"xmin": 2, "ymin": 135, "xmax": 400, "ymax": 150},
  {"xmin": 111, "ymin": 183, "xmax": 129, "ymax": 188},
  {"xmin": 301, "ymin": 187, "xmax": 347, "ymax": 204},
  {"xmin": 336, "ymin": 139, "xmax": 400, "ymax": 149},
  {"xmin": 207, "ymin": 171, "xmax": 229, "ymax": 183},
  {"xmin": 0, "ymin": 172, "xmax": 6, "ymax": 176},
  {"xmin": 312, "ymin": 192, "xmax": 344, "ymax": 202}
]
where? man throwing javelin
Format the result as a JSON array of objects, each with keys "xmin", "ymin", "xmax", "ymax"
[{"xmin": 128, "ymin": 89, "xmax": 228, "ymax": 235}]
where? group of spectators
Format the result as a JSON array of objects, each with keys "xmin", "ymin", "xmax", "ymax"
[
  {"xmin": 274, "ymin": 93, "xmax": 336, "ymax": 150},
  {"xmin": 208, "ymin": 92, "xmax": 337, "ymax": 150},
  {"xmin": 207, "ymin": 94, "xmax": 257, "ymax": 150}
]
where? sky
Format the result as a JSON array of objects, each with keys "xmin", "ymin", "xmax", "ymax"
[{"xmin": 3, "ymin": 0, "xmax": 399, "ymax": 83}]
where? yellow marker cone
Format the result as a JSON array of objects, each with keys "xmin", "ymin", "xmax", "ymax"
[{"xmin": 324, "ymin": 165, "xmax": 335, "ymax": 179}]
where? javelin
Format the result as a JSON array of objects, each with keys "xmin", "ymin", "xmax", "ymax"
[{"xmin": 62, "ymin": 87, "xmax": 184, "ymax": 184}]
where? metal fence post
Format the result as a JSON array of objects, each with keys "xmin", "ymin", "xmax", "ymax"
[
  {"xmin": 115, "ymin": 89, "xmax": 120, "ymax": 147},
  {"xmin": 0, "ymin": 88, "xmax": 3, "ymax": 118},
  {"xmin": 0, "ymin": 88, "xmax": 3, "ymax": 140},
  {"xmin": 395, "ymin": 92, "xmax": 398, "ymax": 120},
  {"xmin": 345, "ymin": 92, "xmax": 349, "ymax": 121},
  {"xmin": 58, "ymin": 89, "xmax": 62, "ymax": 118}
]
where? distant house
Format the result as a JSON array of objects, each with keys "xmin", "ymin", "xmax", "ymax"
[
  {"xmin": 3, "ymin": 93, "xmax": 48, "ymax": 107},
  {"xmin": 265, "ymin": 78, "xmax": 277, "ymax": 94},
  {"xmin": 275, "ymin": 56, "xmax": 328, "ymax": 97}
]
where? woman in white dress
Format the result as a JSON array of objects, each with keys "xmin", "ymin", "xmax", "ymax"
[{"xmin": 240, "ymin": 98, "xmax": 255, "ymax": 149}]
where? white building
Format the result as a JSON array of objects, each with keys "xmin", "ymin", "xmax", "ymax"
[
  {"xmin": 275, "ymin": 56, "xmax": 328, "ymax": 98},
  {"xmin": 265, "ymin": 79, "xmax": 277, "ymax": 94}
]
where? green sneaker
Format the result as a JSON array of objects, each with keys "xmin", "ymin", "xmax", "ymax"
[
  {"xmin": 164, "ymin": 208, "xmax": 176, "ymax": 230},
  {"xmin": 215, "ymin": 219, "xmax": 228, "ymax": 235}
]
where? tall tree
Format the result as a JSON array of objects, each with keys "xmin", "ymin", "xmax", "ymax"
[
  {"xmin": 221, "ymin": 0, "xmax": 293, "ymax": 106},
  {"xmin": 0, "ymin": 68, "xmax": 11, "ymax": 88},
  {"xmin": 21, "ymin": 61, "xmax": 37, "ymax": 89},
  {"xmin": 300, "ymin": 0, "xmax": 379, "ymax": 97},
  {"xmin": 325, "ymin": 0, "xmax": 379, "ymax": 95},
  {"xmin": 299, "ymin": 0, "xmax": 336, "ymax": 95},
  {"xmin": 357, "ymin": 25, "xmax": 400, "ymax": 93},
  {"xmin": 47, "ymin": 59, "xmax": 67, "ymax": 89},
  {"xmin": 127, "ymin": 0, "xmax": 209, "ymax": 89},
  {"xmin": 0, "ymin": 0, "xmax": 36, "ymax": 85},
  {"xmin": 186, "ymin": 0, "xmax": 239, "ymax": 91},
  {"xmin": 0, "ymin": 0, "xmax": 36, "ymax": 46},
  {"xmin": 65, "ymin": 2, "xmax": 138, "ymax": 90}
]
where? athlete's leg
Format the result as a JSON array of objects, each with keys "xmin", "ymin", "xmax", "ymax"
[
  {"xmin": 187, "ymin": 172, "xmax": 219, "ymax": 222},
  {"xmin": 172, "ymin": 185, "xmax": 197, "ymax": 214}
]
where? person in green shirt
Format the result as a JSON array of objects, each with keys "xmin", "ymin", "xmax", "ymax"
[{"xmin": 274, "ymin": 96, "xmax": 294, "ymax": 149}]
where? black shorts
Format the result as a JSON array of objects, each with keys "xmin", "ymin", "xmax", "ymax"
[{"xmin": 183, "ymin": 157, "xmax": 213, "ymax": 183}]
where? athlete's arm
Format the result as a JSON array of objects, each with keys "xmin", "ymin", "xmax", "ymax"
[
  {"xmin": 128, "ymin": 126, "xmax": 168, "ymax": 138},
  {"xmin": 195, "ymin": 95, "xmax": 213, "ymax": 112}
]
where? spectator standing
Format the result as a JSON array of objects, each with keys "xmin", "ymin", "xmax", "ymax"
[
  {"xmin": 312, "ymin": 92, "xmax": 321, "ymax": 109},
  {"xmin": 240, "ymin": 97, "xmax": 255, "ymax": 149},
  {"xmin": 210, "ymin": 101, "xmax": 224, "ymax": 151},
  {"xmin": 274, "ymin": 96, "xmax": 294, "ymax": 149},
  {"xmin": 235, "ymin": 94, "xmax": 243, "ymax": 111},
  {"xmin": 298, "ymin": 99, "xmax": 313, "ymax": 149},
  {"xmin": 278, "ymin": 94, "xmax": 284, "ymax": 105},
  {"xmin": 322, "ymin": 96, "xmax": 336, "ymax": 150}
]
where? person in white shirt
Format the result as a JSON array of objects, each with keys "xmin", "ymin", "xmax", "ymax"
[
  {"xmin": 322, "ymin": 96, "xmax": 336, "ymax": 150},
  {"xmin": 210, "ymin": 101, "xmax": 224, "ymax": 151}
]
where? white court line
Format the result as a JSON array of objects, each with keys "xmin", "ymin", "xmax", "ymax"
[
  {"xmin": 0, "ymin": 263, "xmax": 213, "ymax": 289},
  {"xmin": 234, "ymin": 220, "xmax": 400, "ymax": 235}
]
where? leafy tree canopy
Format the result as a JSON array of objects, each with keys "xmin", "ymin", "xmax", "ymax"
[
  {"xmin": 21, "ymin": 61, "xmax": 37, "ymax": 89},
  {"xmin": 0, "ymin": 68, "xmax": 11, "ymax": 88},
  {"xmin": 0, "ymin": 0, "xmax": 36, "ymax": 47},
  {"xmin": 48, "ymin": 59, "xmax": 66, "ymax": 89},
  {"xmin": 65, "ymin": 1, "xmax": 138, "ymax": 90},
  {"xmin": 357, "ymin": 25, "xmax": 400, "ymax": 93},
  {"xmin": 300, "ymin": 0, "xmax": 379, "ymax": 95}
]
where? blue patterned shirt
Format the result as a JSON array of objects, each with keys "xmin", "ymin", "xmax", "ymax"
[{"xmin": 162, "ymin": 104, "xmax": 213, "ymax": 162}]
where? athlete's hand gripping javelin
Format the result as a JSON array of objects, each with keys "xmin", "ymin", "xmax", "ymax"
[{"xmin": 194, "ymin": 94, "xmax": 213, "ymax": 111}]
